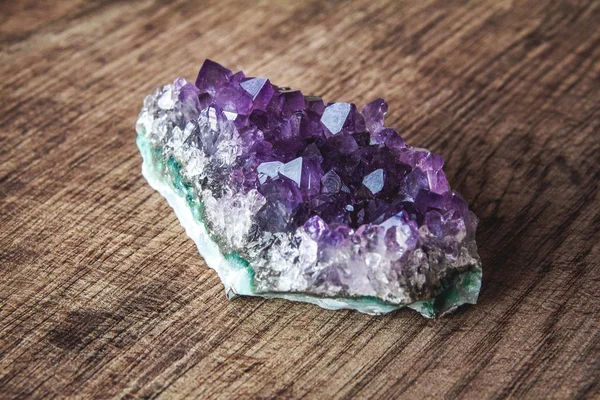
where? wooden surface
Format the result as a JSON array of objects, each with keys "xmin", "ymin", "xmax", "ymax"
[{"xmin": 1, "ymin": 0, "xmax": 599, "ymax": 398}]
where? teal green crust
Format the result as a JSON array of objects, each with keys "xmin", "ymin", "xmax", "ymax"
[{"xmin": 137, "ymin": 133, "xmax": 482, "ymax": 317}]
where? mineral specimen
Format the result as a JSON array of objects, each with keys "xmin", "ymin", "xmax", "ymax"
[{"xmin": 136, "ymin": 60, "xmax": 482, "ymax": 317}]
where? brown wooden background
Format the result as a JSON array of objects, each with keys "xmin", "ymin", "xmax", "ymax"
[{"xmin": 1, "ymin": 0, "xmax": 599, "ymax": 398}]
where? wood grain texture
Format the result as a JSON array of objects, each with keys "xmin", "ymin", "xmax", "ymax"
[{"xmin": 1, "ymin": 0, "xmax": 599, "ymax": 398}]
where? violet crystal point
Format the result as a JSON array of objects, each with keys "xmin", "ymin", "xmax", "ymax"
[{"xmin": 136, "ymin": 60, "xmax": 482, "ymax": 317}]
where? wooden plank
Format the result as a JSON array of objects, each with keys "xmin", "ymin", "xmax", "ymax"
[{"xmin": 0, "ymin": 0, "xmax": 598, "ymax": 398}]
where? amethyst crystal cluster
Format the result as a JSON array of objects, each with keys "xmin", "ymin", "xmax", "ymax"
[{"xmin": 136, "ymin": 60, "xmax": 482, "ymax": 317}]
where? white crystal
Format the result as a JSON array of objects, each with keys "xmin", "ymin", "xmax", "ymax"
[
  {"xmin": 257, "ymin": 161, "xmax": 283, "ymax": 184},
  {"xmin": 157, "ymin": 87, "xmax": 174, "ymax": 110},
  {"xmin": 223, "ymin": 110, "xmax": 238, "ymax": 120},
  {"xmin": 363, "ymin": 168, "xmax": 385, "ymax": 194},
  {"xmin": 279, "ymin": 157, "xmax": 303, "ymax": 187},
  {"xmin": 320, "ymin": 102, "xmax": 351, "ymax": 135},
  {"xmin": 241, "ymin": 77, "xmax": 267, "ymax": 99}
]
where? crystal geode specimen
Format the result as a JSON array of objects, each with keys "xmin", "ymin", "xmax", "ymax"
[{"xmin": 136, "ymin": 60, "xmax": 482, "ymax": 317}]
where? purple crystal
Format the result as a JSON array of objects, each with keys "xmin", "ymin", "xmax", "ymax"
[
  {"xmin": 321, "ymin": 170, "xmax": 342, "ymax": 194},
  {"xmin": 138, "ymin": 59, "xmax": 482, "ymax": 317},
  {"xmin": 362, "ymin": 98, "xmax": 387, "ymax": 136},
  {"xmin": 195, "ymin": 59, "xmax": 233, "ymax": 95},
  {"xmin": 194, "ymin": 59, "xmax": 477, "ymax": 278},
  {"xmin": 240, "ymin": 77, "xmax": 274, "ymax": 111}
]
